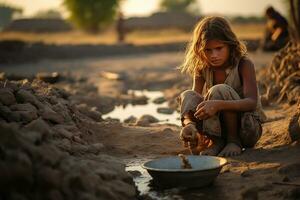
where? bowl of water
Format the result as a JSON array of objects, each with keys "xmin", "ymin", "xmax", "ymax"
[{"xmin": 142, "ymin": 155, "xmax": 227, "ymax": 188}]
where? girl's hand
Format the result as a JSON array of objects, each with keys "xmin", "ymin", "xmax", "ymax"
[
  {"xmin": 180, "ymin": 123, "xmax": 198, "ymax": 147},
  {"xmin": 194, "ymin": 100, "xmax": 222, "ymax": 120}
]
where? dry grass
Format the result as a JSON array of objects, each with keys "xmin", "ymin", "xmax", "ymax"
[{"xmin": 0, "ymin": 23, "xmax": 264, "ymax": 45}]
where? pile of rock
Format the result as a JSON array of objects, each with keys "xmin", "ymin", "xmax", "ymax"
[{"xmin": 0, "ymin": 79, "xmax": 137, "ymax": 200}]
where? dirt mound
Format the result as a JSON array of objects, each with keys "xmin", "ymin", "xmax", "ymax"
[{"xmin": 0, "ymin": 79, "xmax": 137, "ymax": 200}]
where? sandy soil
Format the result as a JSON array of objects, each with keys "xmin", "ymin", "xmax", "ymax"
[{"xmin": 1, "ymin": 50, "xmax": 299, "ymax": 199}]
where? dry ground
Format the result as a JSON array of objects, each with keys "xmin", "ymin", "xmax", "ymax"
[{"xmin": 0, "ymin": 23, "xmax": 264, "ymax": 45}]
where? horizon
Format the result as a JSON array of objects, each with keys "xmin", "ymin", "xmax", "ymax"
[{"xmin": 0, "ymin": 0, "xmax": 287, "ymax": 18}]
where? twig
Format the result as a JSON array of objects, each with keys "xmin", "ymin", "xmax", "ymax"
[{"xmin": 272, "ymin": 181, "xmax": 300, "ymax": 187}]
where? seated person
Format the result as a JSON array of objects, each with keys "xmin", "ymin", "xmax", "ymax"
[{"xmin": 262, "ymin": 6, "xmax": 289, "ymax": 51}]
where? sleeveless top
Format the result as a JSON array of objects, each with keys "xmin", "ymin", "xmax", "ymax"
[{"xmin": 200, "ymin": 57, "xmax": 267, "ymax": 122}]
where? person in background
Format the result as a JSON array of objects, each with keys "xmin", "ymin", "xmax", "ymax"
[
  {"xmin": 262, "ymin": 6, "xmax": 289, "ymax": 51},
  {"xmin": 116, "ymin": 11, "xmax": 125, "ymax": 44}
]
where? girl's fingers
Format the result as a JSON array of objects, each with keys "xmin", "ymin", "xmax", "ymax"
[{"xmin": 196, "ymin": 101, "xmax": 205, "ymax": 111}]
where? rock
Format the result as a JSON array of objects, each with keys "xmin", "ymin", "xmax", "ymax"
[
  {"xmin": 157, "ymin": 107, "xmax": 174, "ymax": 114},
  {"xmin": 124, "ymin": 115, "xmax": 137, "ymax": 123},
  {"xmin": 36, "ymin": 72, "xmax": 61, "ymax": 84},
  {"xmin": 76, "ymin": 104, "xmax": 102, "ymax": 122},
  {"xmin": 10, "ymin": 103, "xmax": 38, "ymax": 123},
  {"xmin": 55, "ymin": 138, "xmax": 72, "ymax": 152},
  {"xmin": 135, "ymin": 114, "xmax": 159, "ymax": 126},
  {"xmin": 88, "ymin": 143, "xmax": 104, "ymax": 154},
  {"xmin": 153, "ymin": 96, "xmax": 166, "ymax": 104},
  {"xmin": 16, "ymin": 89, "xmax": 44, "ymax": 109},
  {"xmin": 10, "ymin": 103, "xmax": 37, "ymax": 112},
  {"xmin": 127, "ymin": 170, "xmax": 142, "ymax": 178},
  {"xmin": 41, "ymin": 106, "xmax": 64, "ymax": 124},
  {"xmin": 24, "ymin": 118, "xmax": 52, "ymax": 142},
  {"xmin": 0, "ymin": 105, "xmax": 21, "ymax": 122},
  {"xmin": 0, "ymin": 88, "xmax": 16, "ymax": 105},
  {"xmin": 53, "ymin": 126, "xmax": 73, "ymax": 139},
  {"xmin": 51, "ymin": 103, "xmax": 72, "ymax": 122}
]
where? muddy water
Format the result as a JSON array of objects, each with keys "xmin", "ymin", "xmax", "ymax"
[
  {"xmin": 125, "ymin": 159, "xmax": 224, "ymax": 200},
  {"xmin": 103, "ymin": 90, "xmax": 181, "ymax": 126}
]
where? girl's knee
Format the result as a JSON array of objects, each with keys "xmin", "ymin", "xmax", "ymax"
[
  {"xmin": 206, "ymin": 84, "xmax": 239, "ymax": 100},
  {"xmin": 180, "ymin": 90, "xmax": 203, "ymax": 102},
  {"xmin": 208, "ymin": 84, "xmax": 232, "ymax": 95}
]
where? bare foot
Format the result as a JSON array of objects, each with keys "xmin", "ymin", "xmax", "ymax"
[
  {"xmin": 200, "ymin": 137, "xmax": 224, "ymax": 156},
  {"xmin": 218, "ymin": 143, "xmax": 242, "ymax": 157}
]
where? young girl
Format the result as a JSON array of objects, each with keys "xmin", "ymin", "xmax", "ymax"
[{"xmin": 179, "ymin": 16, "xmax": 266, "ymax": 157}]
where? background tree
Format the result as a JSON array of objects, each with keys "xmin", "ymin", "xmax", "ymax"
[
  {"xmin": 63, "ymin": 0, "xmax": 121, "ymax": 33},
  {"xmin": 0, "ymin": 4, "xmax": 22, "ymax": 29},
  {"xmin": 289, "ymin": 0, "xmax": 300, "ymax": 41},
  {"xmin": 159, "ymin": 0, "xmax": 200, "ymax": 15},
  {"xmin": 34, "ymin": 9, "xmax": 63, "ymax": 19}
]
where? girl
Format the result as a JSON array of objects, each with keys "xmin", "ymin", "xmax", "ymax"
[{"xmin": 179, "ymin": 16, "xmax": 266, "ymax": 157}]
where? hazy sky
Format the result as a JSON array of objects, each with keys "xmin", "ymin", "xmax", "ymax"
[{"xmin": 1, "ymin": 0, "xmax": 287, "ymax": 17}]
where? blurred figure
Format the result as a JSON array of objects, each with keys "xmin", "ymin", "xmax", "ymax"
[
  {"xmin": 262, "ymin": 6, "xmax": 289, "ymax": 51},
  {"xmin": 116, "ymin": 11, "xmax": 125, "ymax": 43}
]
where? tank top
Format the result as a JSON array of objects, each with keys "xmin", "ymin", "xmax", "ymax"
[{"xmin": 200, "ymin": 57, "xmax": 267, "ymax": 122}]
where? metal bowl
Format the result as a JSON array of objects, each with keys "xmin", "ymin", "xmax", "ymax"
[{"xmin": 142, "ymin": 155, "xmax": 227, "ymax": 188}]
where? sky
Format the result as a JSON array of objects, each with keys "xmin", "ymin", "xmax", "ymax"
[{"xmin": 1, "ymin": 0, "xmax": 287, "ymax": 18}]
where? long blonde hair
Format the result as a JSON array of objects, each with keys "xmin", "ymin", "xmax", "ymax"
[{"xmin": 180, "ymin": 16, "xmax": 247, "ymax": 75}]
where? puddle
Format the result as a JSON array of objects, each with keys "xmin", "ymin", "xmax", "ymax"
[
  {"xmin": 103, "ymin": 90, "xmax": 181, "ymax": 126},
  {"xmin": 125, "ymin": 159, "xmax": 223, "ymax": 200}
]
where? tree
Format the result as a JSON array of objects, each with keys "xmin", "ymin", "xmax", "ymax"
[
  {"xmin": 0, "ymin": 4, "xmax": 22, "ymax": 29},
  {"xmin": 159, "ymin": 0, "xmax": 200, "ymax": 14},
  {"xmin": 34, "ymin": 9, "xmax": 62, "ymax": 19},
  {"xmin": 289, "ymin": 0, "xmax": 300, "ymax": 41},
  {"xmin": 63, "ymin": 0, "xmax": 121, "ymax": 33}
]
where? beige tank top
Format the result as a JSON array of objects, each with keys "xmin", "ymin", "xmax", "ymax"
[{"xmin": 200, "ymin": 57, "xmax": 267, "ymax": 122}]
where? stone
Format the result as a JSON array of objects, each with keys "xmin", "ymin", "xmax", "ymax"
[
  {"xmin": 153, "ymin": 96, "xmax": 166, "ymax": 104},
  {"xmin": 0, "ymin": 88, "xmax": 16, "ymax": 105},
  {"xmin": 76, "ymin": 104, "xmax": 102, "ymax": 122},
  {"xmin": 53, "ymin": 126, "xmax": 73, "ymax": 139},
  {"xmin": 135, "ymin": 114, "xmax": 159, "ymax": 126},
  {"xmin": 157, "ymin": 107, "xmax": 174, "ymax": 114},
  {"xmin": 41, "ymin": 106, "xmax": 64, "ymax": 124},
  {"xmin": 0, "ymin": 105, "xmax": 21, "ymax": 122},
  {"xmin": 16, "ymin": 89, "xmax": 44, "ymax": 109},
  {"xmin": 10, "ymin": 103, "xmax": 38, "ymax": 123},
  {"xmin": 124, "ymin": 116, "xmax": 137, "ymax": 123},
  {"xmin": 36, "ymin": 72, "xmax": 61, "ymax": 84},
  {"xmin": 24, "ymin": 118, "xmax": 52, "ymax": 139}
]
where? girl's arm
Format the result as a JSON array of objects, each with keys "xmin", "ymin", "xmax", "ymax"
[
  {"xmin": 192, "ymin": 72, "xmax": 205, "ymax": 94},
  {"xmin": 194, "ymin": 59, "xmax": 257, "ymax": 119},
  {"xmin": 182, "ymin": 72, "xmax": 205, "ymax": 125},
  {"xmin": 219, "ymin": 58, "xmax": 258, "ymax": 111}
]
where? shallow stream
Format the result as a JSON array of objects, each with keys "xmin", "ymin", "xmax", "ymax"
[{"xmin": 103, "ymin": 90, "xmax": 181, "ymax": 126}]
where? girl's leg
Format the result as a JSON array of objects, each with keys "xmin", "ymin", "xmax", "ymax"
[
  {"xmin": 218, "ymin": 111, "xmax": 242, "ymax": 157},
  {"xmin": 201, "ymin": 84, "xmax": 242, "ymax": 156}
]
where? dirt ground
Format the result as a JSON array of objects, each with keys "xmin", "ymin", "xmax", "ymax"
[{"xmin": 1, "ymin": 48, "xmax": 300, "ymax": 199}]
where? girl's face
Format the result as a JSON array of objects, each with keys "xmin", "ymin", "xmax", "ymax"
[{"xmin": 203, "ymin": 40, "xmax": 230, "ymax": 68}]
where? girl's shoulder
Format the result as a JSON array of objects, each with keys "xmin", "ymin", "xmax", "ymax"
[{"xmin": 238, "ymin": 56, "xmax": 255, "ymax": 70}]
